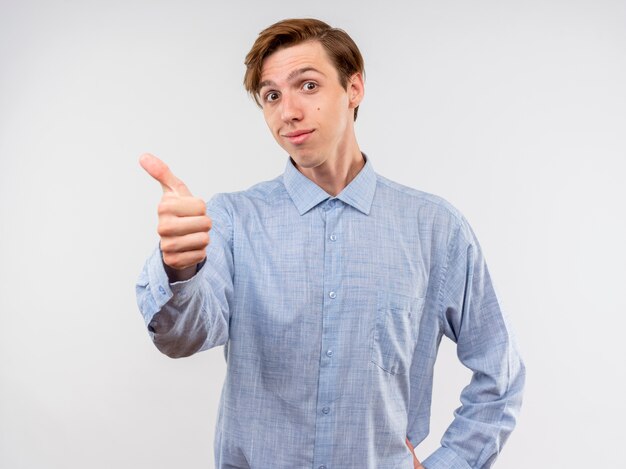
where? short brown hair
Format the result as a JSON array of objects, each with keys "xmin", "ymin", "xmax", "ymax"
[{"xmin": 244, "ymin": 18, "xmax": 365, "ymax": 120}]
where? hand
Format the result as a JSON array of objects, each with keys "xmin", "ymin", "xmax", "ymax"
[
  {"xmin": 139, "ymin": 153, "xmax": 212, "ymax": 281},
  {"xmin": 406, "ymin": 437, "xmax": 424, "ymax": 469}
]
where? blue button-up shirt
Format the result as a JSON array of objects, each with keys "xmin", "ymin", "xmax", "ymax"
[{"xmin": 136, "ymin": 155, "xmax": 524, "ymax": 469}]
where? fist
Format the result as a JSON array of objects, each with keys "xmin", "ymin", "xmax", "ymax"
[{"xmin": 140, "ymin": 153, "xmax": 212, "ymax": 280}]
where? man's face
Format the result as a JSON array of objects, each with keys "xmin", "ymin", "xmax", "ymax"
[{"xmin": 259, "ymin": 41, "xmax": 363, "ymax": 170}]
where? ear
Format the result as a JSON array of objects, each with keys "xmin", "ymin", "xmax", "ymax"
[{"xmin": 347, "ymin": 72, "xmax": 365, "ymax": 110}]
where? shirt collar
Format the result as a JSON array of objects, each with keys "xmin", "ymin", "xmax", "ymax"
[{"xmin": 282, "ymin": 154, "xmax": 377, "ymax": 216}]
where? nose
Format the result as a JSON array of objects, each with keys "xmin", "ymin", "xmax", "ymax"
[{"xmin": 279, "ymin": 92, "xmax": 303, "ymax": 123}]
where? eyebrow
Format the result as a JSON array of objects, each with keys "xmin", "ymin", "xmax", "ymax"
[{"xmin": 258, "ymin": 67, "xmax": 326, "ymax": 90}]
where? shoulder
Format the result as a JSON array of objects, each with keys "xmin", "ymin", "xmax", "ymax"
[
  {"xmin": 206, "ymin": 175, "xmax": 287, "ymax": 214},
  {"xmin": 374, "ymin": 173, "xmax": 480, "ymax": 249},
  {"xmin": 375, "ymin": 173, "xmax": 466, "ymax": 227}
]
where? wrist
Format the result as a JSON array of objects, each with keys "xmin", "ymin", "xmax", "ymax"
[{"xmin": 164, "ymin": 263, "xmax": 198, "ymax": 282}]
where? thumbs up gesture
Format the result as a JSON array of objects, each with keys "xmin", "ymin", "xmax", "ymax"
[{"xmin": 139, "ymin": 153, "xmax": 212, "ymax": 282}]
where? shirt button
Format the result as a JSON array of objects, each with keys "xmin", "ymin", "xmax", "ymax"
[
  {"xmin": 329, "ymin": 291, "xmax": 336, "ymax": 299},
  {"xmin": 326, "ymin": 350, "xmax": 333, "ymax": 357},
  {"xmin": 158, "ymin": 285, "xmax": 166, "ymax": 295},
  {"xmin": 322, "ymin": 407, "xmax": 330, "ymax": 414},
  {"xmin": 329, "ymin": 234, "xmax": 337, "ymax": 242}
]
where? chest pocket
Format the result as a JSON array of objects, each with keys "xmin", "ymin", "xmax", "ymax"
[{"xmin": 371, "ymin": 291, "xmax": 424, "ymax": 375}]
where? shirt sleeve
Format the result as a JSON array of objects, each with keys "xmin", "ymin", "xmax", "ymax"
[
  {"xmin": 135, "ymin": 193, "xmax": 234, "ymax": 358},
  {"xmin": 422, "ymin": 217, "xmax": 525, "ymax": 469}
]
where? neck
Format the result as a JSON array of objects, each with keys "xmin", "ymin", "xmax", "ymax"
[{"xmin": 294, "ymin": 142, "xmax": 365, "ymax": 196}]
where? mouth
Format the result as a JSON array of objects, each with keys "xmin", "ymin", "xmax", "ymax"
[{"xmin": 281, "ymin": 129, "xmax": 314, "ymax": 145}]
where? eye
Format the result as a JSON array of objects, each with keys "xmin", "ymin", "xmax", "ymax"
[
  {"xmin": 302, "ymin": 81, "xmax": 317, "ymax": 91},
  {"xmin": 264, "ymin": 91, "xmax": 280, "ymax": 103}
]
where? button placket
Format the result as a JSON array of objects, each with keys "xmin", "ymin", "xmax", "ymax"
[{"xmin": 313, "ymin": 199, "xmax": 342, "ymax": 469}]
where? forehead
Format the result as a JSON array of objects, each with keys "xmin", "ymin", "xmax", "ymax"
[{"xmin": 260, "ymin": 41, "xmax": 336, "ymax": 84}]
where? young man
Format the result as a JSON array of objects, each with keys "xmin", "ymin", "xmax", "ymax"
[{"xmin": 137, "ymin": 18, "xmax": 524, "ymax": 469}]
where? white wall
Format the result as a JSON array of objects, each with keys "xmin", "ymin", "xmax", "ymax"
[{"xmin": 1, "ymin": 0, "xmax": 624, "ymax": 467}]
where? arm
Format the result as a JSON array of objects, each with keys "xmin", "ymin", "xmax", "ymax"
[
  {"xmin": 135, "ymin": 199, "xmax": 233, "ymax": 358},
  {"xmin": 135, "ymin": 154, "xmax": 234, "ymax": 358},
  {"xmin": 422, "ymin": 219, "xmax": 525, "ymax": 469}
]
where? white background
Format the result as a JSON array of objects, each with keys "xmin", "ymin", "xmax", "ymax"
[{"xmin": 1, "ymin": 0, "xmax": 625, "ymax": 467}]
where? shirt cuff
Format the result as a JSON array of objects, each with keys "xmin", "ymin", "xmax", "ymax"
[
  {"xmin": 146, "ymin": 247, "xmax": 204, "ymax": 312},
  {"xmin": 423, "ymin": 446, "xmax": 472, "ymax": 469}
]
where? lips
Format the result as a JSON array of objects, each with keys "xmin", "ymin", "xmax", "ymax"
[{"xmin": 282, "ymin": 129, "xmax": 314, "ymax": 145}]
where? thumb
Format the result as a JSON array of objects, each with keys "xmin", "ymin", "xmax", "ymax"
[{"xmin": 139, "ymin": 153, "xmax": 192, "ymax": 196}]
